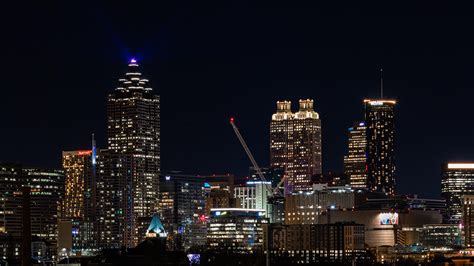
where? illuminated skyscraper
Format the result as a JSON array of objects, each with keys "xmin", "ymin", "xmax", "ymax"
[
  {"xmin": 344, "ymin": 122, "xmax": 367, "ymax": 188},
  {"xmin": 442, "ymin": 163, "xmax": 474, "ymax": 224},
  {"xmin": 100, "ymin": 58, "xmax": 160, "ymax": 247},
  {"xmin": 364, "ymin": 99, "xmax": 396, "ymax": 195},
  {"xmin": 60, "ymin": 147, "xmax": 97, "ymax": 253},
  {"xmin": 270, "ymin": 101, "xmax": 293, "ymax": 177},
  {"xmin": 270, "ymin": 99, "xmax": 322, "ymax": 193},
  {"xmin": 62, "ymin": 150, "xmax": 93, "ymax": 219}
]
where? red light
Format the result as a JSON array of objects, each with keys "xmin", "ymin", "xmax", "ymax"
[
  {"xmin": 77, "ymin": 150, "xmax": 92, "ymax": 156},
  {"xmin": 230, "ymin": 117, "xmax": 234, "ymax": 123},
  {"xmin": 199, "ymin": 214, "xmax": 208, "ymax": 222}
]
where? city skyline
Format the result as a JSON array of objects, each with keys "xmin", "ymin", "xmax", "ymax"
[{"xmin": 3, "ymin": 2, "xmax": 474, "ymax": 201}]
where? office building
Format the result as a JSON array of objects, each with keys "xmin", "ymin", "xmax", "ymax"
[
  {"xmin": 248, "ymin": 167, "xmax": 284, "ymax": 189},
  {"xmin": 158, "ymin": 173, "xmax": 206, "ymax": 250},
  {"xmin": 364, "ymin": 99, "xmax": 396, "ymax": 195},
  {"xmin": 207, "ymin": 208, "xmax": 267, "ymax": 253},
  {"xmin": 60, "ymin": 149, "xmax": 96, "ymax": 253},
  {"xmin": 101, "ymin": 58, "xmax": 160, "ymax": 247},
  {"xmin": 270, "ymin": 99, "xmax": 322, "ymax": 193},
  {"xmin": 463, "ymin": 195, "xmax": 474, "ymax": 247},
  {"xmin": 234, "ymin": 181, "xmax": 271, "ymax": 215},
  {"xmin": 318, "ymin": 209, "xmax": 442, "ymax": 247},
  {"xmin": 269, "ymin": 223, "xmax": 365, "ymax": 263},
  {"xmin": 419, "ymin": 224, "xmax": 463, "ymax": 249},
  {"xmin": 442, "ymin": 163, "xmax": 474, "ymax": 224},
  {"xmin": 0, "ymin": 164, "xmax": 65, "ymax": 261},
  {"xmin": 202, "ymin": 174, "xmax": 236, "ymax": 214},
  {"xmin": 285, "ymin": 185, "xmax": 365, "ymax": 225},
  {"xmin": 344, "ymin": 122, "xmax": 368, "ymax": 188}
]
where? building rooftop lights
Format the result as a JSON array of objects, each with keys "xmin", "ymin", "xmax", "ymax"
[
  {"xmin": 447, "ymin": 163, "xmax": 474, "ymax": 169},
  {"xmin": 130, "ymin": 58, "xmax": 137, "ymax": 64},
  {"xmin": 363, "ymin": 99, "xmax": 397, "ymax": 105}
]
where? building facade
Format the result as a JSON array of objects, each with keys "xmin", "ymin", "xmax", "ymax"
[
  {"xmin": 419, "ymin": 224, "xmax": 463, "ymax": 249},
  {"xmin": 344, "ymin": 122, "xmax": 368, "ymax": 188},
  {"xmin": 207, "ymin": 208, "xmax": 267, "ymax": 253},
  {"xmin": 102, "ymin": 59, "xmax": 161, "ymax": 247},
  {"xmin": 364, "ymin": 99, "xmax": 396, "ymax": 195},
  {"xmin": 269, "ymin": 223, "xmax": 365, "ymax": 263},
  {"xmin": 159, "ymin": 173, "xmax": 206, "ymax": 250},
  {"xmin": 0, "ymin": 164, "xmax": 65, "ymax": 261},
  {"xmin": 463, "ymin": 195, "xmax": 474, "ymax": 247},
  {"xmin": 270, "ymin": 100, "xmax": 322, "ymax": 193},
  {"xmin": 60, "ymin": 149, "xmax": 96, "ymax": 253},
  {"xmin": 442, "ymin": 163, "xmax": 474, "ymax": 224}
]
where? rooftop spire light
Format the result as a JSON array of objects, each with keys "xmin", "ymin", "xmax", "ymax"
[{"xmin": 130, "ymin": 58, "xmax": 137, "ymax": 64}]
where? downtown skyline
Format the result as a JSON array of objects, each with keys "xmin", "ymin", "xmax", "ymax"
[{"xmin": 3, "ymin": 2, "xmax": 474, "ymax": 200}]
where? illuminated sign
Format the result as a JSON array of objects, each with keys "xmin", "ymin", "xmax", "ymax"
[
  {"xmin": 379, "ymin": 212, "xmax": 398, "ymax": 225},
  {"xmin": 77, "ymin": 150, "xmax": 92, "ymax": 156}
]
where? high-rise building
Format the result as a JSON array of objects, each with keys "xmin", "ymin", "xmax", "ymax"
[
  {"xmin": 60, "ymin": 148, "xmax": 97, "ymax": 253},
  {"xmin": 463, "ymin": 195, "xmax": 474, "ymax": 247},
  {"xmin": 344, "ymin": 122, "xmax": 368, "ymax": 188},
  {"xmin": 158, "ymin": 173, "xmax": 206, "ymax": 251},
  {"xmin": 95, "ymin": 150, "xmax": 126, "ymax": 249},
  {"xmin": 62, "ymin": 150, "xmax": 93, "ymax": 219},
  {"xmin": 270, "ymin": 99, "xmax": 322, "ymax": 193},
  {"xmin": 442, "ymin": 163, "xmax": 474, "ymax": 224},
  {"xmin": 0, "ymin": 164, "xmax": 65, "ymax": 261},
  {"xmin": 99, "ymin": 58, "xmax": 160, "ymax": 247},
  {"xmin": 364, "ymin": 99, "xmax": 396, "ymax": 195}
]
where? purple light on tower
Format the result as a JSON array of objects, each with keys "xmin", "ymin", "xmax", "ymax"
[{"xmin": 130, "ymin": 58, "xmax": 137, "ymax": 64}]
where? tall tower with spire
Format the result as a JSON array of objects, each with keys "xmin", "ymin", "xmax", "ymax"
[
  {"xmin": 363, "ymin": 70, "xmax": 396, "ymax": 195},
  {"xmin": 102, "ymin": 58, "xmax": 160, "ymax": 247}
]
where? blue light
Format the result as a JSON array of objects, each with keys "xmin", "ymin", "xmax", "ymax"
[
  {"xmin": 165, "ymin": 176, "xmax": 171, "ymax": 181},
  {"xmin": 130, "ymin": 58, "xmax": 137, "ymax": 63},
  {"xmin": 215, "ymin": 211, "xmax": 221, "ymax": 216},
  {"xmin": 203, "ymin": 182, "xmax": 211, "ymax": 188}
]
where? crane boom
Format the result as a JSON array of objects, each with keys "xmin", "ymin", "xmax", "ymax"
[{"xmin": 230, "ymin": 118, "xmax": 269, "ymax": 184}]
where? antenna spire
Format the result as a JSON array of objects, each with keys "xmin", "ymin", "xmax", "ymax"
[{"xmin": 380, "ymin": 68, "xmax": 384, "ymax": 99}]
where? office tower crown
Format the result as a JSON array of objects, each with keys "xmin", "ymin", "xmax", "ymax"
[
  {"xmin": 116, "ymin": 58, "xmax": 152, "ymax": 93},
  {"xmin": 295, "ymin": 99, "xmax": 319, "ymax": 119}
]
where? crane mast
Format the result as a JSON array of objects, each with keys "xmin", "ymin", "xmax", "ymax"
[{"xmin": 229, "ymin": 117, "xmax": 284, "ymax": 196}]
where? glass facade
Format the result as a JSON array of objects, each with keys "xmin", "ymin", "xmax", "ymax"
[{"xmin": 344, "ymin": 122, "xmax": 367, "ymax": 188}]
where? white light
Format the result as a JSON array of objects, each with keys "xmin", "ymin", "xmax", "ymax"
[{"xmin": 448, "ymin": 163, "xmax": 474, "ymax": 169}]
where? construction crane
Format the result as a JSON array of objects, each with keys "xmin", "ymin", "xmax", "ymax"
[
  {"xmin": 230, "ymin": 117, "xmax": 276, "ymax": 266},
  {"xmin": 229, "ymin": 117, "xmax": 285, "ymax": 196}
]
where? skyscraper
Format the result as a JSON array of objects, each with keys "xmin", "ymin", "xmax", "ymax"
[
  {"xmin": 344, "ymin": 122, "xmax": 367, "ymax": 188},
  {"xmin": 463, "ymin": 195, "xmax": 474, "ymax": 247},
  {"xmin": 442, "ymin": 163, "xmax": 474, "ymax": 224},
  {"xmin": 364, "ymin": 99, "xmax": 396, "ymax": 195},
  {"xmin": 270, "ymin": 99, "xmax": 322, "ymax": 193},
  {"xmin": 100, "ymin": 58, "xmax": 160, "ymax": 247},
  {"xmin": 61, "ymin": 147, "xmax": 96, "ymax": 253},
  {"xmin": 62, "ymin": 150, "xmax": 93, "ymax": 219}
]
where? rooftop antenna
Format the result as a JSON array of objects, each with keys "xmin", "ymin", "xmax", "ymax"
[{"xmin": 380, "ymin": 68, "xmax": 384, "ymax": 99}]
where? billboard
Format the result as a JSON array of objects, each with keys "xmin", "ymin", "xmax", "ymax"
[{"xmin": 379, "ymin": 212, "xmax": 398, "ymax": 225}]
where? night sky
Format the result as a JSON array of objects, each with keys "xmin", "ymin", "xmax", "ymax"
[{"xmin": 3, "ymin": 2, "xmax": 474, "ymax": 198}]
